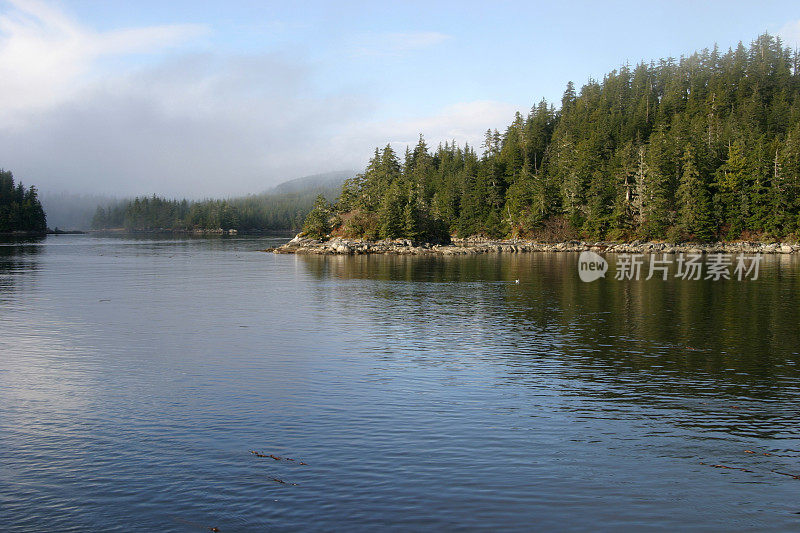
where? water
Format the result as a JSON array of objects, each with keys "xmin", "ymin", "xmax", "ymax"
[{"xmin": 1, "ymin": 235, "xmax": 799, "ymax": 531}]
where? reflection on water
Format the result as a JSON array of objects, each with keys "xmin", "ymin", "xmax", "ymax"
[
  {"xmin": 1, "ymin": 236, "xmax": 799, "ymax": 531},
  {"xmin": 0, "ymin": 237, "xmax": 44, "ymax": 300},
  {"xmin": 298, "ymin": 254, "xmax": 800, "ymax": 439}
]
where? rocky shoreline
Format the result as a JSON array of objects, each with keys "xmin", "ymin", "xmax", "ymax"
[{"xmin": 265, "ymin": 235, "xmax": 800, "ymax": 256}]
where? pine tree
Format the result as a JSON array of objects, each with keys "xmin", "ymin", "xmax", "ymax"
[
  {"xmin": 714, "ymin": 140, "xmax": 750, "ymax": 237},
  {"xmin": 0, "ymin": 169, "xmax": 47, "ymax": 233},
  {"xmin": 302, "ymin": 195, "xmax": 332, "ymax": 239},
  {"xmin": 301, "ymin": 32, "xmax": 800, "ymax": 243},
  {"xmin": 677, "ymin": 145, "xmax": 715, "ymax": 241},
  {"xmin": 378, "ymin": 183, "xmax": 404, "ymax": 239}
]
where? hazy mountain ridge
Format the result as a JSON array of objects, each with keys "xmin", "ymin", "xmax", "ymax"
[
  {"xmin": 87, "ymin": 171, "xmax": 354, "ymax": 232},
  {"xmin": 268, "ymin": 170, "xmax": 354, "ymax": 195},
  {"xmin": 38, "ymin": 171, "xmax": 354, "ymax": 230}
]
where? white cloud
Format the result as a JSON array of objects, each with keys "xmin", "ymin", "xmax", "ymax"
[
  {"xmin": 0, "ymin": 1, "xmax": 516, "ymax": 198},
  {"xmin": 331, "ymin": 100, "xmax": 518, "ymax": 160},
  {"xmin": 0, "ymin": 0, "xmax": 206, "ymax": 124},
  {"xmin": 0, "ymin": 51, "xmax": 374, "ymax": 197}
]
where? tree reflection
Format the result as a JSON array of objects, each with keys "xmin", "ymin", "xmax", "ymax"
[
  {"xmin": 296, "ymin": 252, "xmax": 800, "ymax": 439},
  {"xmin": 0, "ymin": 237, "xmax": 44, "ymax": 300}
]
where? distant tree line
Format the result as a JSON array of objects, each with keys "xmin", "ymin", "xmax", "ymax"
[
  {"xmin": 91, "ymin": 187, "xmax": 341, "ymax": 232},
  {"xmin": 304, "ymin": 34, "xmax": 800, "ymax": 243},
  {"xmin": 0, "ymin": 169, "xmax": 47, "ymax": 233}
]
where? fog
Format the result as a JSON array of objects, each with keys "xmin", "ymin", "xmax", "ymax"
[{"xmin": 0, "ymin": 1, "xmax": 513, "ymax": 198}]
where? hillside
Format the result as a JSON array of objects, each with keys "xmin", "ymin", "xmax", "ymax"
[
  {"xmin": 90, "ymin": 171, "xmax": 353, "ymax": 232},
  {"xmin": 269, "ymin": 170, "xmax": 353, "ymax": 195},
  {"xmin": 303, "ymin": 33, "xmax": 800, "ymax": 243}
]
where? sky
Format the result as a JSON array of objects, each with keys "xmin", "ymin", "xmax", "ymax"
[{"xmin": 1, "ymin": 0, "xmax": 800, "ymax": 197}]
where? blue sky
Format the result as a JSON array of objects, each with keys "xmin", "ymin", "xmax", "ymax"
[{"xmin": 1, "ymin": 0, "xmax": 799, "ymax": 196}]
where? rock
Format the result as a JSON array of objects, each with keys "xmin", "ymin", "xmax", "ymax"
[
  {"xmin": 334, "ymin": 243, "xmax": 351, "ymax": 253},
  {"xmin": 265, "ymin": 235, "xmax": 800, "ymax": 256}
]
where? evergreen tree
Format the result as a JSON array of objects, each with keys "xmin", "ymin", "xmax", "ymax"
[
  {"xmin": 302, "ymin": 195, "xmax": 333, "ymax": 238},
  {"xmin": 301, "ymin": 32, "xmax": 800, "ymax": 243},
  {"xmin": 677, "ymin": 146, "xmax": 715, "ymax": 241},
  {"xmin": 714, "ymin": 140, "xmax": 750, "ymax": 237},
  {"xmin": 378, "ymin": 183, "xmax": 404, "ymax": 239},
  {"xmin": 0, "ymin": 169, "xmax": 47, "ymax": 233}
]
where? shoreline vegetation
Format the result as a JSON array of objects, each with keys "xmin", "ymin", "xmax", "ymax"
[
  {"xmin": 266, "ymin": 234, "xmax": 800, "ymax": 255},
  {"xmin": 297, "ymin": 34, "xmax": 800, "ymax": 248},
  {"xmin": 0, "ymin": 169, "xmax": 47, "ymax": 234},
  {"xmin": 87, "ymin": 227, "xmax": 295, "ymax": 237},
  {"xmin": 88, "ymin": 172, "xmax": 348, "ymax": 234}
]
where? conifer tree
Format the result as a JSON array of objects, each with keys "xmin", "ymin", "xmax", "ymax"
[
  {"xmin": 301, "ymin": 32, "xmax": 800, "ymax": 243},
  {"xmin": 302, "ymin": 195, "xmax": 333, "ymax": 239},
  {"xmin": 0, "ymin": 169, "xmax": 47, "ymax": 232},
  {"xmin": 677, "ymin": 146, "xmax": 715, "ymax": 241},
  {"xmin": 714, "ymin": 140, "xmax": 750, "ymax": 237}
]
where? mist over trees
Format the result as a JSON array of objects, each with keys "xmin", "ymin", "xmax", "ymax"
[
  {"xmin": 39, "ymin": 192, "xmax": 119, "ymax": 231},
  {"xmin": 304, "ymin": 34, "xmax": 800, "ymax": 243},
  {"xmin": 91, "ymin": 184, "xmax": 344, "ymax": 232},
  {"xmin": 0, "ymin": 169, "xmax": 47, "ymax": 233}
]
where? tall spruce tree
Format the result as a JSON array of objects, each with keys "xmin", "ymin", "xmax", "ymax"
[{"xmin": 677, "ymin": 145, "xmax": 715, "ymax": 241}]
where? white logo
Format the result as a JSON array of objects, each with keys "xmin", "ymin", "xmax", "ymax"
[{"xmin": 578, "ymin": 251, "xmax": 608, "ymax": 282}]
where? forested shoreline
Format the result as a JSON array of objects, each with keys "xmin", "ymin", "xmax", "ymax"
[
  {"xmin": 91, "ymin": 186, "xmax": 342, "ymax": 233},
  {"xmin": 303, "ymin": 34, "xmax": 800, "ymax": 244},
  {"xmin": 0, "ymin": 169, "xmax": 47, "ymax": 234}
]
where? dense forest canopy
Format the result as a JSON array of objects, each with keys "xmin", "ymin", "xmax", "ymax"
[
  {"xmin": 0, "ymin": 170, "xmax": 47, "ymax": 233},
  {"xmin": 91, "ymin": 183, "xmax": 344, "ymax": 232},
  {"xmin": 304, "ymin": 34, "xmax": 800, "ymax": 243}
]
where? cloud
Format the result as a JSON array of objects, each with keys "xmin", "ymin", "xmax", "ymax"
[
  {"xmin": 351, "ymin": 31, "xmax": 451, "ymax": 56},
  {"xmin": 0, "ymin": 0, "xmax": 206, "ymax": 124},
  {"xmin": 330, "ymin": 101, "xmax": 518, "ymax": 160},
  {"xmin": 0, "ymin": 2, "xmax": 514, "ymax": 198},
  {"xmin": 0, "ymin": 51, "xmax": 375, "ymax": 197},
  {"xmin": 2, "ymin": 68, "xmax": 508, "ymax": 197}
]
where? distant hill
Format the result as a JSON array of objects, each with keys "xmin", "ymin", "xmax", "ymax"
[
  {"xmin": 269, "ymin": 170, "xmax": 353, "ymax": 196},
  {"xmin": 89, "ymin": 170, "xmax": 356, "ymax": 233},
  {"xmin": 45, "ymin": 170, "xmax": 354, "ymax": 232}
]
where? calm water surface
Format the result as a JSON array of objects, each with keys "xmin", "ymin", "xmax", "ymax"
[{"xmin": 1, "ymin": 235, "xmax": 799, "ymax": 531}]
